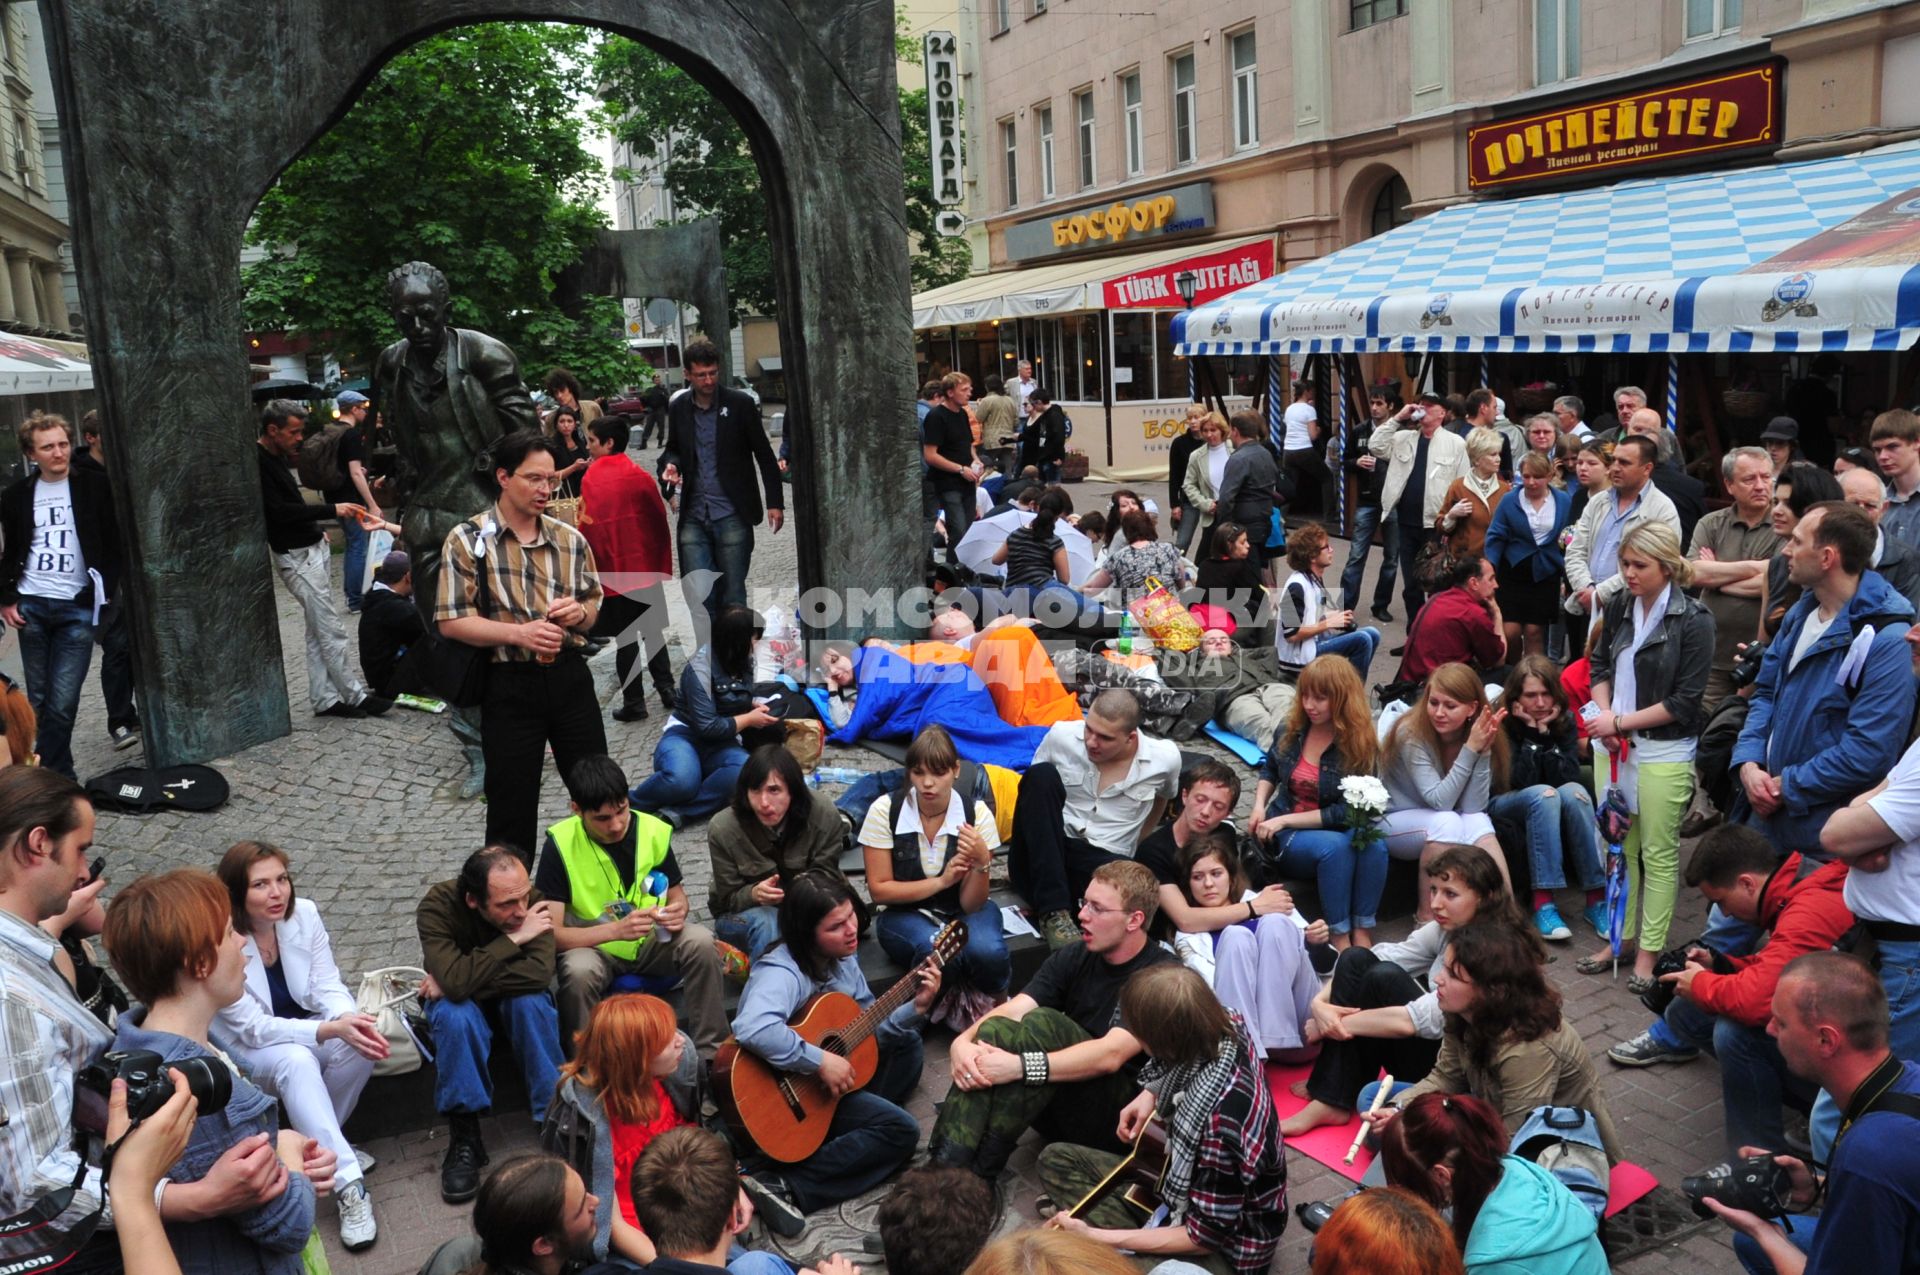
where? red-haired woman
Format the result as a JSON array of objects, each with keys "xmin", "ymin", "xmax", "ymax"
[
  {"xmin": 1310, "ymin": 1187, "xmax": 1464, "ymax": 1275},
  {"xmin": 1380, "ymin": 1091, "xmax": 1607, "ymax": 1275},
  {"xmin": 545, "ymin": 993, "xmax": 701, "ymax": 1268}
]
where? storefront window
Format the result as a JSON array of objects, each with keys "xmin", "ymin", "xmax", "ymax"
[
  {"xmin": 1112, "ymin": 311, "xmax": 1155, "ymax": 402},
  {"xmin": 952, "ymin": 324, "xmax": 999, "ymax": 387},
  {"xmin": 1155, "ymin": 312, "xmax": 1185, "ymax": 403},
  {"xmin": 1075, "ymin": 312, "xmax": 1104, "ymax": 402}
]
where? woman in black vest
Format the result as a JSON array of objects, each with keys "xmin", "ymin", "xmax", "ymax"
[{"xmin": 856, "ymin": 725, "xmax": 1009, "ymax": 1010}]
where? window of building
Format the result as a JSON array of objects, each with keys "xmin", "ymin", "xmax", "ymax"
[
  {"xmin": 1032, "ymin": 0, "xmax": 1048, "ymax": 13},
  {"xmin": 1074, "ymin": 90, "xmax": 1096, "ymax": 189},
  {"xmin": 1685, "ymin": 0, "xmax": 1742, "ymax": 40},
  {"xmin": 12, "ymin": 116, "xmax": 33, "ymax": 191},
  {"xmin": 1535, "ymin": 0, "xmax": 1581, "ymax": 83},
  {"xmin": 1037, "ymin": 106, "xmax": 1055, "ymax": 199},
  {"xmin": 1074, "ymin": 313, "xmax": 1104, "ymax": 402},
  {"xmin": 1112, "ymin": 311, "xmax": 1157, "ymax": 402},
  {"xmin": 1001, "ymin": 119, "xmax": 1018, "ymax": 207},
  {"xmin": 994, "ymin": 0, "xmax": 1010, "ymax": 34},
  {"xmin": 1350, "ymin": 0, "xmax": 1408, "ymax": 31},
  {"xmin": 1370, "ymin": 175, "xmax": 1412, "ymax": 238},
  {"xmin": 1230, "ymin": 30, "xmax": 1258, "ymax": 151},
  {"xmin": 1121, "ymin": 72, "xmax": 1144, "ymax": 177},
  {"xmin": 1170, "ymin": 52, "xmax": 1197, "ymax": 167}
]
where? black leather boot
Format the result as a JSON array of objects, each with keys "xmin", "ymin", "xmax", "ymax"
[{"xmin": 440, "ymin": 1113, "xmax": 488, "ymax": 1203}]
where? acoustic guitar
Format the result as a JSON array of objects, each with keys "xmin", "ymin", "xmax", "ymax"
[
  {"xmin": 1067, "ymin": 1114, "xmax": 1170, "ymax": 1222},
  {"xmin": 714, "ymin": 917, "xmax": 967, "ymax": 1163}
]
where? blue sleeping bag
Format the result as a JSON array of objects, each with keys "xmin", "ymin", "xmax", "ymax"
[{"xmin": 827, "ymin": 646, "xmax": 1050, "ymax": 771}]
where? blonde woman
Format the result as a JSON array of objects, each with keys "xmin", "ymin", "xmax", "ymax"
[
  {"xmin": 1182, "ymin": 410, "xmax": 1234, "ymax": 548},
  {"xmin": 1580, "ymin": 520, "xmax": 1714, "ymax": 991},
  {"xmin": 1434, "ymin": 429, "xmax": 1510, "ymax": 558}
]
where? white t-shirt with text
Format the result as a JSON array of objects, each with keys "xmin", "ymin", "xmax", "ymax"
[{"xmin": 19, "ymin": 478, "xmax": 89, "ymax": 601}]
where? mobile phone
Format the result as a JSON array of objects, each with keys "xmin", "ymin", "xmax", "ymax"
[{"xmin": 88, "ymin": 856, "xmax": 105, "ymax": 883}]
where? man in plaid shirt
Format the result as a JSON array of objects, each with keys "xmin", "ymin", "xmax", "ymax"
[{"xmin": 1036, "ymin": 963, "xmax": 1287, "ymax": 1275}]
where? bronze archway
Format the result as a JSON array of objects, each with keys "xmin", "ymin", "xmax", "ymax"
[{"xmin": 40, "ymin": 1, "xmax": 920, "ymax": 764}]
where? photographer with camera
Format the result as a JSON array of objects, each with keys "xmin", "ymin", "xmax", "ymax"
[
  {"xmin": 103, "ymin": 869, "xmax": 331, "ymax": 1275},
  {"xmin": 1702, "ymin": 952, "xmax": 1920, "ymax": 1275},
  {"xmin": 1605, "ymin": 826, "xmax": 1853, "ymax": 1156}
]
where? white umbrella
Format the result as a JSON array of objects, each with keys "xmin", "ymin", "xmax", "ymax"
[{"xmin": 953, "ymin": 509, "xmax": 1099, "ymax": 585}]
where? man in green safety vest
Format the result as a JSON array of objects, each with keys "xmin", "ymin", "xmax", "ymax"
[{"xmin": 533, "ymin": 754, "xmax": 728, "ymax": 1055}]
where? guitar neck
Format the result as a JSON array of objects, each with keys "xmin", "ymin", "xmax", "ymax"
[{"xmin": 839, "ymin": 950, "xmax": 941, "ymax": 1055}]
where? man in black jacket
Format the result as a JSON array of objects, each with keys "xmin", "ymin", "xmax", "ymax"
[
  {"xmin": 257, "ymin": 399, "xmax": 390, "ymax": 721},
  {"xmin": 659, "ymin": 340, "xmax": 782, "ymax": 628},
  {"xmin": 0, "ymin": 413, "xmax": 126, "ymax": 776}
]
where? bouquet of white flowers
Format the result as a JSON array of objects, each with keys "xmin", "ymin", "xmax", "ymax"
[{"xmin": 1339, "ymin": 774, "xmax": 1391, "ymax": 850}]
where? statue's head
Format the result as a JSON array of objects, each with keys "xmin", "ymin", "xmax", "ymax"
[{"xmin": 386, "ymin": 260, "xmax": 451, "ymax": 353}]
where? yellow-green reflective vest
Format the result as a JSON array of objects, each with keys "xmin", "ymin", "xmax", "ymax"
[{"xmin": 549, "ymin": 813, "xmax": 673, "ymax": 961}]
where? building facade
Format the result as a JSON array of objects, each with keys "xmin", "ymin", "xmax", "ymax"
[{"xmin": 931, "ymin": 0, "xmax": 1920, "ymax": 476}]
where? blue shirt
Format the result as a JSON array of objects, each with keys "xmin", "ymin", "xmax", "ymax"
[
  {"xmin": 1590, "ymin": 487, "xmax": 1644, "ymax": 583},
  {"xmin": 689, "ymin": 401, "xmax": 736, "ymax": 525},
  {"xmin": 730, "ymin": 944, "xmax": 921, "ymax": 1074},
  {"xmin": 1805, "ymin": 1060, "xmax": 1920, "ymax": 1275}
]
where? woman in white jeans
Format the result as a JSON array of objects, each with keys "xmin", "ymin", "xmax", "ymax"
[
  {"xmin": 1379, "ymin": 662, "xmax": 1513, "ymax": 918},
  {"xmin": 213, "ymin": 841, "xmax": 389, "ymax": 1252}
]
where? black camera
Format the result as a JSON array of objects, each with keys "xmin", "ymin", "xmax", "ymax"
[
  {"xmin": 1639, "ymin": 939, "xmax": 1734, "ymax": 1015},
  {"xmin": 1681, "ymin": 1155, "xmax": 1795, "ymax": 1220},
  {"xmin": 74, "ymin": 1049, "xmax": 231, "ymax": 1133},
  {"xmin": 1728, "ymin": 639, "xmax": 1769, "ymax": 690}
]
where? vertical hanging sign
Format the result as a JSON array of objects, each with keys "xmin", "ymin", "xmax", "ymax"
[{"xmin": 925, "ymin": 31, "xmax": 967, "ymax": 237}]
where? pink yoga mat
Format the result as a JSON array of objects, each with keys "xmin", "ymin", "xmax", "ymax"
[{"xmin": 1264, "ymin": 1063, "xmax": 1659, "ymax": 1217}]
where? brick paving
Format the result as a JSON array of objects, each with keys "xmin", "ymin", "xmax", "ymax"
[{"xmin": 59, "ymin": 461, "xmax": 1744, "ymax": 1271}]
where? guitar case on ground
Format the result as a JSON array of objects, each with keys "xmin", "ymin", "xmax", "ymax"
[{"xmin": 85, "ymin": 764, "xmax": 230, "ymax": 814}]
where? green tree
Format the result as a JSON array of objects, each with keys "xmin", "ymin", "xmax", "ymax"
[
  {"xmin": 595, "ymin": 25, "xmax": 970, "ymax": 326},
  {"xmin": 243, "ymin": 23, "xmax": 640, "ymax": 392}
]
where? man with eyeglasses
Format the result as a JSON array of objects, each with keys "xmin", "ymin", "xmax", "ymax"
[
  {"xmin": 1563, "ymin": 434, "xmax": 1681, "ymax": 621},
  {"xmin": 437, "ymin": 430, "xmax": 605, "ymax": 862},
  {"xmin": 928, "ymin": 859, "xmax": 1176, "ymax": 1182},
  {"xmin": 256, "ymin": 399, "xmax": 391, "ymax": 723}
]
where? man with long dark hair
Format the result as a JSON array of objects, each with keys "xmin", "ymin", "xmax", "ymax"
[
  {"xmin": 725, "ymin": 871, "xmax": 938, "ymax": 1238},
  {"xmin": 418, "ymin": 1154, "xmax": 599, "ymax": 1275}
]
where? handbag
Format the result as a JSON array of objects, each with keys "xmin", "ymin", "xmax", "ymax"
[
  {"xmin": 425, "ymin": 532, "xmax": 497, "ymax": 709},
  {"xmin": 1127, "ymin": 576, "xmax": 1203, "ymax": 651},
  {"xmin": 1412, "ymin": 536, "xmax": 1459, "ymax": 592},
  {"xmin": 782, "ymin": 719, "xmax": 825, "ymax": 771},
  {"xmin": 355, "ymin": 966, "xmax": 431, "ymax": 1077}
]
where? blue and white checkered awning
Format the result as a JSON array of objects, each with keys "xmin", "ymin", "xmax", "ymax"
[{"xmin": 1174, "ymin": 141, "xmax": 1920, "ymax": 356}]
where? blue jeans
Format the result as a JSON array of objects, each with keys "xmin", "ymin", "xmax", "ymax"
[
  {"xmin": 1316, "ymin": 627, "xmax": 1380, "ymax": 683},
  {"xmin": 17, "ymin": 595, "xmax": 98, "ymax": 778},
  {"xmin": 425, "ymin": 991, "xmax": 565, "ymax": 1123},
  {"xmin": 877, "ymin": 900, "xmax": 1010, "ymax": 993},
  {"xmin": 1339, "ymin": 505, "xmax": 1397, "ymax": 612},
  {"xmin": 1488, "ymin": 784, "xmax": 1606, "ymax": 892},
  {"xmin": 1809, "ymin": 936, "xmax": 1920, "ymax": 1156},
  {"xmin": 836, "ymin": 768, "xmax": 904, "ymax": 826},
  {"xmin": 631, "ymin": 724, "xmax": 750, "ymax": 825},
  {"xmin": 1733, "ymin": 1215, "xmax": 1818, "ymax": 1275},
  {"xmin": 1654, "ymin": 996, "xmax": 1814, "ymax": 1155},
  {"xmin": 679, "ymin": 514, "xmax": 754, "ymax": 625},
  {"xmin": 340, "ymin": 516, "xmax": 369, "ymax": 610},
  {"xmin": 770, "ymin": 1036, "xmax": 922, "ymax": 1213},
  {"xmin": 1272, "ymin": 826, "xmax": 1387, "ymax": 935},
  {"xmin": 714, "ymin": 906, "xmax": 783, "ymax": 959}
]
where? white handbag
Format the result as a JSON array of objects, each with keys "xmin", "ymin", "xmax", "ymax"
[{"xmin": 355, "ymin": 965, "xmax": 431, "ymax": 1077}]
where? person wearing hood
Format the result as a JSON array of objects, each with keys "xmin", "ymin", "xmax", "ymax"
[{"xmin": 1380, "ymin": 1091, "xmax": 1607, "ymax": 1275}]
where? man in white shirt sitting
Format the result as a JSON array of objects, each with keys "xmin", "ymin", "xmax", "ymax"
[{"xmin": 1006, "ymin": 689, "xmax": 1181, "ymax": 949}]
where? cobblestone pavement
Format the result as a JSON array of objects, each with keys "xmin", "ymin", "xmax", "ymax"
[{"xmin": 63, "ymin": 461, "xmax": 1741, "ymax": 1271}]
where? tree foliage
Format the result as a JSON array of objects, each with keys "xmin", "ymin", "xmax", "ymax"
[
  {"xmin": 595, "ymin": 24, "xmax": 971, "ymax": 326},
  {"xmin": 243, "ymin": 23, "xmax": 640, "ymax": 392}
]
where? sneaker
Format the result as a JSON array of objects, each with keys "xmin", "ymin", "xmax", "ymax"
[
  {"xmin": 336, "ymin": 1180, "xmax": 377, "ymax": 1251},
  {"xmin": 1583, "ymin": 901, "xmax": 1610, "ymax": 939},
  {"xmin": 109, "ymin": 724, "xmax": 140, "ymax": 751},
  {"xmin": 741, "ymin": 1173, "xmax": 806, "ymax": 1238},
  {"xmin": 1039, "ymin": 910, "xmax": 1082, "ymax": 950},
  {"xmin": 352, "ymin": 1146, "xmax": 377, "ymax": 1175},
  {"xmin": 1533, "ymin": 903, "xmax": 1573, "ymax": 942},
  {"xmin": 1607, "ymin": 1028, "xmax": 1700, "ymax": 1068},
  {"xmin": 357, "ymin": 695, "xmax": 394, "ymax": 717},
  {"xmin": 316, "ymin": 702, "xmax": 367, "ymax": 719}
]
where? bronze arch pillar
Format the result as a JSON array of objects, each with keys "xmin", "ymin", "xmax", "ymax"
[{"xmin": 39, "ymin": 0, "xmax": 921, "ymax": 763}]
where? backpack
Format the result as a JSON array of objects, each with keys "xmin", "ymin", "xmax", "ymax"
[
  {"xmin": 1509, "ymin": 1105, "xmax": 1610, "ymax": 1222},
  {"xmin": 295, "ymin": 420, "xmax": 353, "ymax": 493},
  {"xmin": 84, "ymin": 764, "xmax": 230, "ymax": 815}
]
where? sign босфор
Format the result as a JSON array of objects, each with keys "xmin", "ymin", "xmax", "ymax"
[{"xmin": 1468, "ymin": 63, "xmax": 1780, "ymax": 193}]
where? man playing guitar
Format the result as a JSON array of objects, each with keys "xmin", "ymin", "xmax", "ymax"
[{"xmin": 727, "ymin": 871, "xmax": 940, "ymax": 1239}]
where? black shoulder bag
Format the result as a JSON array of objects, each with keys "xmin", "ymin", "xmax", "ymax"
[{"xmin": 426, "ymin": 532, "xmax": 495, "ymax": 709}]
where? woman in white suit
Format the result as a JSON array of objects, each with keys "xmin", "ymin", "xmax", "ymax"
[{"xmin": 213, "ymin": 841, "xmax": 388, "ymax": 1252}]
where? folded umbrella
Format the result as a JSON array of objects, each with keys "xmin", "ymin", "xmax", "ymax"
[{"xmin": 1597, "ymin": 745, "xmax": 1636, "ymax": 979}]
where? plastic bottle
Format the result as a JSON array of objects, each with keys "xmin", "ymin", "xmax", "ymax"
[
  {"xmin": 810, "ymin": 766, "xmax": 867, "ymax": 787},
  {"xmin": 1118, "ymin": 613, "xmax": 1137, "ymax": 656}
]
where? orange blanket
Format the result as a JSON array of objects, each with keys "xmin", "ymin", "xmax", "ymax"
[{"xmin": 895, "ymin": 627, "xmax": 1083, "ymax": 728}]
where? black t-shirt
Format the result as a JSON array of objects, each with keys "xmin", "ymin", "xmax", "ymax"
[
  {"xmin": 1020, "ymin": 939, "xmax": 1175, "ymax": 1039},
  {"xmin": 534, "ymin": 817, "xmax": 684, "ymax": 912},
  {"xmin": 324, "ymin": 427, "xmax": 368, "ymax": 506},
  {"xmin": 1135, "ymin": 824, "xmax": 1183, "ymax": 888},
  {"xmin": 923, "ymin": 404, "xmax": 975, "ymax": 478},
  {"xmin": 1398, "ymin": 433, "xmax": 1431, "ymax": 526}
]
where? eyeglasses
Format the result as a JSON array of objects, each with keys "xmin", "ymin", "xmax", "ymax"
[
  {"xmin": 513, "ymin": 473, "xmax": 559, "ymax": 489},
  {"xmin": 1078, "ymin": 896, "xmax": 1129, "ymax": 917}
]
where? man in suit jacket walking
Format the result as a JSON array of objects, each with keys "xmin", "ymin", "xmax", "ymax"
[{"xmin": 660, "ymin": 340, "xmax": 784, "ymax": 629}]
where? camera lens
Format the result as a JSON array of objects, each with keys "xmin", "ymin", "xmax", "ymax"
[{"xmin": 175, "ymin": 1057, "xmax": 232, "ymax": 1116}]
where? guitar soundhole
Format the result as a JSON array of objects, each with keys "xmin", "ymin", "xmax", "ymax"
[{"xmin": 819, "ymin": 1034, "xmax": 845, "ymax": 1059}]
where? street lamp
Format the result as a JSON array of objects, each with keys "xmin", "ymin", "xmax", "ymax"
[{"xmin": 1173, "ymin": 268, "xmax": 1199, "ymax": 308}]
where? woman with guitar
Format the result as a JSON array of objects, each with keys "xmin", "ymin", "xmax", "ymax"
[
  {"xmin": 858, "ymin": 725, "xmax": 1009, "ymax": 1014},
  {"xmin": 1037, "ymin": 963, "xmax": 1287, "ymax": 1275},
  {"xmin": 721, "ymin": 871, "xmax": 944, "ymax": 1240}
]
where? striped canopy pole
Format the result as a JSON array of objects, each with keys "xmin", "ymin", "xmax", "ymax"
[
  {"xmin": 1479, "ymin": 351, "xmax": 1491, "ymax": 389},
  {"xmin": 1268, "ymin": 354, "xmax": 1285, "ymax": 454},
  {"xmin": 1331, "ymin": 355, "xmax": 1348, "ymax": 535},
  {"xmin": 1188, "ymin": 353, "xmax": 1197, "ymax": 404},
  {"xmin": 1665, "ymin": 352, "xmax": 1680, "ymax": 433}
]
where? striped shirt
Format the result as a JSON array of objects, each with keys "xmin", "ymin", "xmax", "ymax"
[
  {"xmin": 0, "ymin": 909, "xmax": 112, "ymax": 1240},
  {"xmin": 435, "ymin": 505, "xmax": 603, "ymax": 664}
]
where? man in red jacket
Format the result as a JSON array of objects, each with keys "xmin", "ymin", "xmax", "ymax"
[
  {"xmin": 1394, "ymin": 553, "xmax": 1508, "ymax": 684},
  {"xmin": 1606, "ymin": 823, "xmax": 1854, "ymax": 1155},
  {"xmin": 581, "ymin": 416, "xmax": 676, "ymax": 722}
]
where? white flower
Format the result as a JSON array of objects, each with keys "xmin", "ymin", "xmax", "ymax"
[{"xmin": 1339, "ymin": 774, "xmax": 1391, "ymax": 817}]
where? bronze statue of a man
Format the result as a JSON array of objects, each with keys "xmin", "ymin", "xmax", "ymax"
[{"xmin": 372, "ymin": 260, "xmax": 538, "ymax": 620}]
